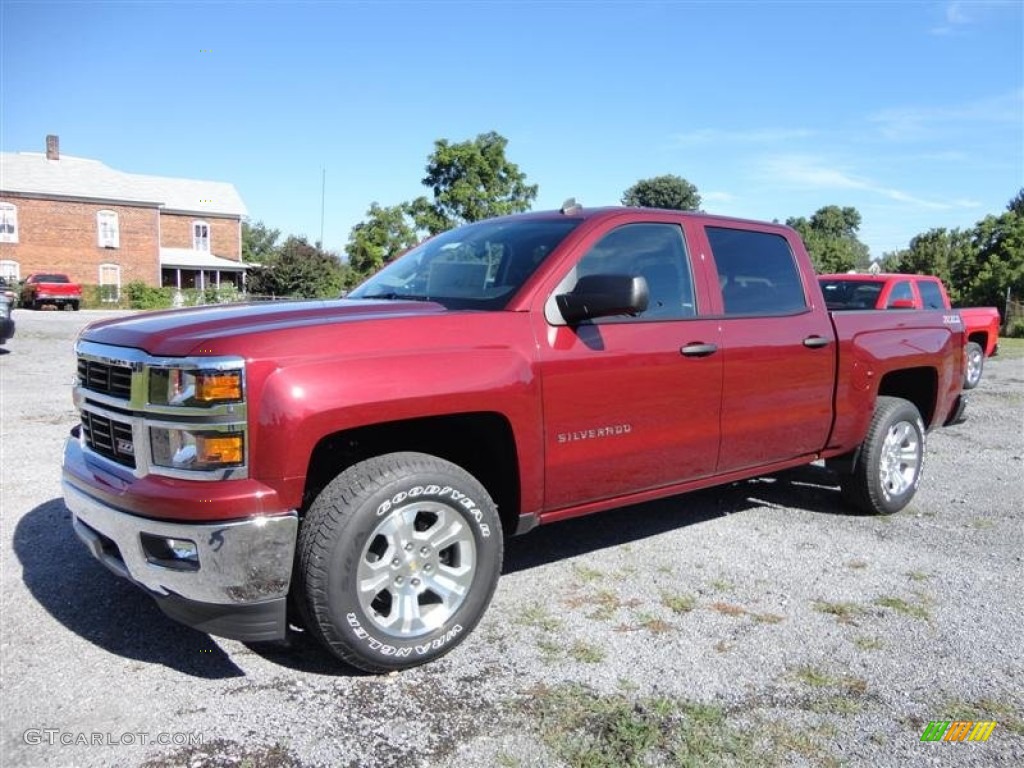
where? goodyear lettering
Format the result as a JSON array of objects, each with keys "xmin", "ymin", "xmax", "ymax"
[{"xmin": 374, "ymin": 485, "xmax": 491, "ymax": 538}]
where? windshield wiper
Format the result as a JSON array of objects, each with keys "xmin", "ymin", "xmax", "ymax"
[{"xmin": 357, "ymin": 292, "xmax": 432, "ymax": 301}]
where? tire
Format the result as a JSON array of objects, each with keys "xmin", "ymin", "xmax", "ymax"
[
  {"xmin": 840, "ymin": 396, "xmax": 925, "ymax": 515},
  {"xmin": 963, "ymin": 341, "xmax": 984, "ymax": 390},
  {"xmin": 297, "ymin": 452, "xmax": 503, "ymax": 672}
]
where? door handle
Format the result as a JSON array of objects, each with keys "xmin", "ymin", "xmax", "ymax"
[
  {"xmin": 803, "ymin": 335, "xmax": 830, "ymax": 348},
  {"xmin": 681, "ymin": 343, "xmax": 718, "ymax": 358}
]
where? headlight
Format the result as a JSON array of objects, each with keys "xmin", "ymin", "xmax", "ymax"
[
  {"xmin": 150, "ymin": 427, "xmax": 245, "ymax": 471},
  {"xmin": 149, "ymin": 368, "xmax": 243, "ymax": 406}
]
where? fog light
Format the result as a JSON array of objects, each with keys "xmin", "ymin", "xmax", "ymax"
[{"xmin": 140, "ymin": 533, "xmax": 200, "ymax": 571}]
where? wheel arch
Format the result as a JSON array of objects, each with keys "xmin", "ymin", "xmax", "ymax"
[
  {"xmin": 876, "ymin": 367, "xmax": 937, "ymax": 427},
  {"xmin": 302, "ymin": 412, "xmax": 522, "ymax": 538}
]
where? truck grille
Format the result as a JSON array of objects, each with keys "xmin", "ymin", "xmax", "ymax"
[
  {"xmin": 82, "ymin": 411, "xmax": 137, "ymax": 469},
  {"xmin": 78, "ymin": 359, "xmax": 132, "ymax": 399}
]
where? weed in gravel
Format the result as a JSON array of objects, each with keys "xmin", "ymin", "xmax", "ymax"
[
  {"xmin": 813, "ymin": 600, "xmax": 867, "ymax": 623},
  {"xmin": 753, "ymin": 612, "xmax": 785, "ymax": 624},
  {"xmin": 495, "ymin": 752, "xmax": 520, "ymax": 768},
  {"xmin": 516, "ymin": 603, "xmax": 563, "ymax": 632},
  {"xmin": 586, "ymin": 589, "xmax": 628, "ymax": 621},
  {"xmin": 970, "ymin": 517, "xmax": 995, "ymax": 530},
  {"xmin": 569, "ymin": 641, "xmax": 606, "ymax": 664},
  {"xmin": 853, "ymin": 635, "xmax": 885, "ymax": 651},
  {"xmin": 572, "ymin": 563, "xmax": 605, "ymax": 583},
  {"xmin": 710, "ymin": 602, "xmax": 748, "ymax": 617},
  {"xmin": 790, "ymin": 665, "xmax": 867, "ymax": 695},
  {"xmin": 940, "ymin": 697, "xmax": 1024, "ymax": 736},
  {"xmin": 906, "ymin": 570, "xmax": 930, "ymax": 582},
  {"xmin": 809, "ymin": 695, "xmax": 865, "ymax": 715},
  {"xmin": 661, "ymin": 592, "xmax": 697, "ymax": 615},
  {"xmin": 710, "ymin": 579, "xmax": 735, "ymax": 592},
  {"xmin": 761, "ymin": 721, "xmax": 840, "ymax": 767},
  {"xmin": 632, "ymin": 611, "xmax": 673, "ymax": 634},
  {"xmin": 874, "ymin": 595, "xmax": 931, "ymax": 620},
  {"xmin": 536, "ymin": 638, "xmax": 562, "ymax": 663},
  {"xmin": 528, "ymin": 684, "xmax": 759, "ymax": 768},
  {"xmin": 846, "ymin": 558, "xmax": 869, "ymax": 569},
  {"xmin": 656, "ymin": 565, "xmax": 674, "ymax": 575},
  {"xmin": 714, "ymin": 639, "xmax": 733, "ymax": 653}
]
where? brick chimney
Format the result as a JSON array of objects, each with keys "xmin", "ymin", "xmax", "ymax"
[{"xmin": 46, "ymin": 134, "xmax": 59, "ymax": 161}]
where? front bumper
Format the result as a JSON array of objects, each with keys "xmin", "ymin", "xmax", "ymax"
[{"xmin": 63, "ymin": 462, "xmax": 298, "ymax": 643}]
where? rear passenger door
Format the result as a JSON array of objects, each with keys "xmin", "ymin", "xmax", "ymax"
[{"xmin": 700, "ymin": 225, "xmax": 835, "ymax": 473}]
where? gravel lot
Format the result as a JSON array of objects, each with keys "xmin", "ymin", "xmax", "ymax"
[{"xmin": 2, "ymin": 308, "xmax": 1022, "ymax": 768}]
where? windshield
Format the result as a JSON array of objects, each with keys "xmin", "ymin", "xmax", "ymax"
[
  {"xmin": 347, "ymin": 217, "xmax": 582, "ymax": 310},
  {"xmin": 818, "ymin": 279, "xmax": 883, "ymax": 310}
]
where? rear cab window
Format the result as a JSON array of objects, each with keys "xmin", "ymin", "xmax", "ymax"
[
  {"xmin": 705, "ymin": 226, "xmax": 808, "ymax": 315},
  {"xmin": 917, "ymin": 279, "xmax": 946, "ymax": 309}
]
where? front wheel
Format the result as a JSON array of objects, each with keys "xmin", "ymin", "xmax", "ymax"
[
  {"xmin": 963, "ymin": 341, "xmax": 984, "ymax": 389},
  {"xmin": 297, "ymin": 452, "xmax": 503, "ymax": 672},
  {"xmin": 840, "ymin": 396, "xmax": 925, "ymax": 515}
]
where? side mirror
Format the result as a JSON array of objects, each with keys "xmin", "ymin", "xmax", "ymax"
[
  {"xmin": 889, "ymin": 298, "xmax": 916, "ymax": 309},
  {"xmin": 556, "ymin": 274, "xmax": 649, "ymax": 324}
]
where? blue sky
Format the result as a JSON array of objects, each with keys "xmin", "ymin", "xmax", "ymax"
[{"xmin": 2, "ymin": 0, "xmax": 1021, "ymax": 259}]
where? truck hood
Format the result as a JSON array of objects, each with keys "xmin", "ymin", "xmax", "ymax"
[{"xmin": 79, "ymin": 299, "xmax": 447, "ymax": 357}]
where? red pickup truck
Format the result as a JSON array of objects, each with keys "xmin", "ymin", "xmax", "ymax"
[
  {"xmin": 63, "ymin": 207, "xmax": 967, "ymax": 672},
  {"xmin": 20, "ymin": 273, "xmax": 83, "ymax": 311},
  {"xmin": 818, "ymin": 272, "xmax": 1000, "ymax": 389}
]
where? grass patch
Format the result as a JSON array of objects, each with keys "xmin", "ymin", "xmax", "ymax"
[
  {"xmin": 661, "ymin": 592, "xmax": 697, "ymax": 615},
  {"xmin": 569, "ymin": 641, "xmax": 606, "ymax": 664},
  {"xmin": 516, "ymin": 602, "xmax": 563, "ymax": 632},
  {"xmin": 906, "ymin": 570, "xmax": 930, "ymax": 582},
  {"xmin": 874, "ymin": 595, "xmax": 931, "ymax": 620},
  {"xmin": 808, "ymin": 695, "xmax": 865, "ymax": 716},
  {"xmin": 813, "ymin": 600, "xmax": 867, "ymax": 623},
  {"xmin": 940, "ymin": 697, "xmax": 1024, "ymax": 736},
  {"xmin": 572, "ymin": 563, "xmax": 605, "ymax": 583},
  {"xmin": 853, "ymin": 635, "xmax": 885, "ymax": 651},
  {"xmin": 710, "ymin": 602, "xmax": 748, "ymax": 617},
  {"xmin": 996, "ymin": 336, "xmax": 1024, "ymax": 359},
  {"xmin": 586, "ymin": 589, "xmax": 631, "ymax": 621},
  {"xmin": 710, "ymin": 579, "xmax": 735, "ymax": 593},
  {"xmin": 790, "ymin": 665, "xmax": 868, "ymax": 695},
  {"xmin": 753, "ymin": 612, "xmax": 785, "ymax": 624},
  {"xmin": 529, "ymin": 684, "xmax": 759, "ymax": 768},
  {"xmin": 536, "ymin": 638, "xmax": 562, "ymax": 663},
  {"xmin": 633, "ymin": 612, "xmax": 674, "ymax": 634}
]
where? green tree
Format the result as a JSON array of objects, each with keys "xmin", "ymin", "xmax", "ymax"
[
  {"xmin": 345, "ymin": 203, "xmax": 420, "ymax": 277},
  {"xmin": 961, "ymin": 211, "xmax": 1024, "ymax": 311},
  {"xmin": 415, "ymin": 131, "xmax": 538, "ymax": 235},
  {"xmin": 787, "ymin": 205, "xmax": 870, "ymax": 273},
  {"xmin": 1007, "ymin": 188, "xmax": 1024, "ymax": 217},
  {"xmin": 247, "ymin": 236, "xmax": 351, "ymax": 298},
  {"xmin": 241, "ymin": 220, "xmax": 281, "ymax": 263},
  {"xmin": 621, "ymin": 174, "xmax": 701, "ymax": 211}
]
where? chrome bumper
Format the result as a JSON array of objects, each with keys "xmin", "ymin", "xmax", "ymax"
[{"xmin": 64, "ymin": 480, "xmax": 298, "ymax": 641}]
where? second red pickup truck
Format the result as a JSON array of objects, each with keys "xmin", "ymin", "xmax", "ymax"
[
  {"xmin": 63, "ymin": 206, "xmax": 967, "ymax": 672},
  {"xmin": 818, "ymin": 272, "xmax": 1000, "ymax": 388},
  {"xmin": 20, "ymin": 273, "xmax": 82, "ymax": 311}
]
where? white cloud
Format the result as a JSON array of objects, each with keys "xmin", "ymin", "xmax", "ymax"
[
  {"xmin": 930, "ymin": 0, "xmax": 1020, "ymax": 35},
  {"xmin": 759, "ymin": 154, "xmax": 979, "ymax": 211},
  {"xmin": 869, "ymin": 89, "xmax": 1024, "ymax": 140}
]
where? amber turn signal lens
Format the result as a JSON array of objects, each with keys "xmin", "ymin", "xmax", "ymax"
[
  {"xmin": 195, "ymin": 372, "xmax": 242, "ymax": 402},
  {"xmin": 196, "ymin": 434, "xmax": 244, "ymax": 465}
]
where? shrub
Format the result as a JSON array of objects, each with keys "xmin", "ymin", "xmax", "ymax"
[{"xmin": 124, "ymin": 282, "xmax": 174, "ymax": 310}]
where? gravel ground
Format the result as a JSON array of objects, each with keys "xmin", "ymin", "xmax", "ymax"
[{"xmin": 1, "ymin": 308, "xmax": 1022, "ymax": 768}]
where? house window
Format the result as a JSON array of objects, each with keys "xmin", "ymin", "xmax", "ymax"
[
  {"xmin": 0, "ymin": 203, "xmax": 18, "ymax": 243},
  {"xmin": 0, "ymin": 260, "xmax": 19, "ymax": 281},
  {"xmin": 96, "ymin": 210, "xmax": 118, "ymax": 246},
  {"xmin": 193, "ymin": 220, "xmax": 210, "ymax": 252},
  {"xmin": 97, "ymin": 210, "xmax": 119, "ymax": 248},
  {"xmin": 99, "ymin": 263, "xmax": 121, "ymax": 303}
]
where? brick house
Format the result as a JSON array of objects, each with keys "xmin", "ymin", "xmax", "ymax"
[{"xmin": 0, "ymin": 136, "xmax": 247, "ymax": 301}]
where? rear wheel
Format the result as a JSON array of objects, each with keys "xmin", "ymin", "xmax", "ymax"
[
  {"xmin": 297, "ymin": 452, "xmax": 503, "ymax": 672},
  {"xmin": 963, "ymin": 341, "xmax": 984, "ymax": 389},
  {"xmin": 840, "ymin": 396, "xmax": 925, "ymax": 515}
]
